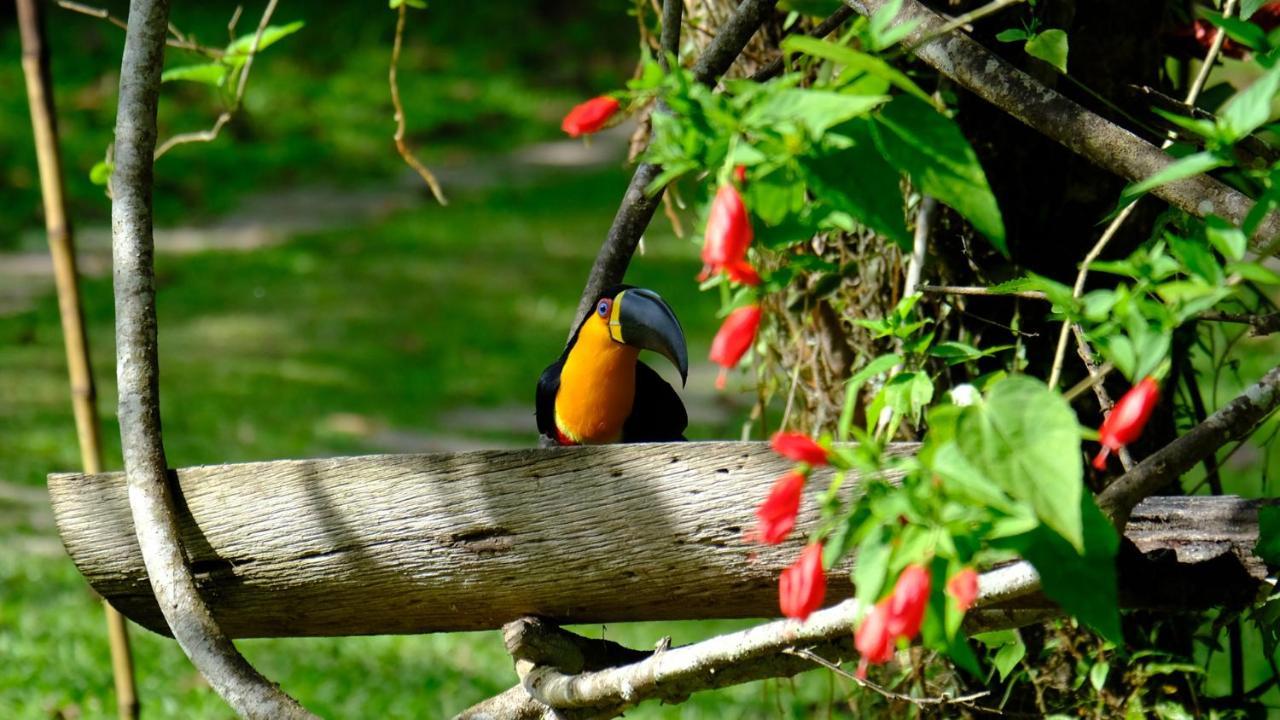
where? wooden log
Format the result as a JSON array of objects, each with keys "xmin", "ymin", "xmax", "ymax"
[{"xmin": 47, "ymin": 443, "xmax": 1270, "ymax": 638}]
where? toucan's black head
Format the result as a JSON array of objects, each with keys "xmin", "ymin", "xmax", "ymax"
[{"xmin": 572, "ymin": 284, "xmax": 689, "ymax": 384}]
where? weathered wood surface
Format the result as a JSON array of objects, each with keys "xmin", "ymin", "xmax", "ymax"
[{"xmin": 48, "ymin": 443, "xmax": 1271, "ymax": 638}]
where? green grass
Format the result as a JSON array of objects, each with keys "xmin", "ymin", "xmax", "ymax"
[{"xmin": 0, "ymin": 167, "xmax": 842, "ymax": 718}]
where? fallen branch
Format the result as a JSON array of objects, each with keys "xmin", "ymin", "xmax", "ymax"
[
  {"xmin": 109, "ymin": 0, "xmax": 315, "ymax": 716},
  {"xmin": 570, "ymin": 0, "xmax": 779, "ymax": 335},
  {"xmin": 842, "ymin": 0, "xmax": 1280, "ymax": 252}
]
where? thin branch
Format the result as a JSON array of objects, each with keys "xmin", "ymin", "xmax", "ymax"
[
  {"xmin": 571, "ymin": 0, "xmax": 778, "ymax": 336},
  {"xmin": 903, "ymin": 196, "xmax": 936, "ymax": 296},
  {"xmin": 110, "ymin": 0, "xmax": 316, "ymax": 716},
  {"xmin": 1199, "ymin": 310, "xmax": 1280, "ymax": 336},
  {"xmin": 751, "ymin": 4, "xmax": 857, "ymax": 82},
  {"xmin": 57, "ymin": 0, "xmax": 221, "ymax": 58},
  {"xmin": 918, "ymin": 284, "xmax": 1048, "ymax": 300},
  {"xmin": 1097, "ymin": 363, "xmax": 1280, "ymax": 528},
  {"xmin": 785, "ymin": 648, "xmax": 992, "ymax": 709},
  {"xmin": 390, "ymin": 3, "xmax": 447, "ymax": 205},
  {"xmin": 1062, "ymin": 360, "xmax": 1115, "ymax": 402},
  {"xmin": 1046, "ymin": 0, "xmax": 1238, "ymax": 387},
  {"xmin": 17, "ymin": 1, "xmax": 138, "ymax": 716},
  {"xmin": 152, "ymin": 0, "xmax": 279, "ymax": 159}
]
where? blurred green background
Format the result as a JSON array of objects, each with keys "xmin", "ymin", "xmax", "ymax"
[{"xmin": 0, "ymin": 2, "xmax": 817, "ymax": 717}]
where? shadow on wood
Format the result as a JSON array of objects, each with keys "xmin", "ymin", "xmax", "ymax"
[{"xmin": 47, "ymin": 442, "xmax": 1270, "ymax": 638}]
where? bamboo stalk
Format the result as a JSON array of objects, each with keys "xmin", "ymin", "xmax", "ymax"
[{"xmin": 15, "ymin": 1, "xmax": 138, "ymax": 718}]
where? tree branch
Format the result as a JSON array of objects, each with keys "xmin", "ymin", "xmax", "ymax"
[
  {"xmin": 570, "ymin": 0, "xmax": 779, "ymax": 336},
  {"xmin": 842, "ymin": 0, "xmax": 1280, "ymax": 252},
  {"xmin": 1097, "ymin": 363, "xmax": 1280, "ymax": 528},
  {"xmin": 110, "ymin": 0, "xmax": 315, "ymax": 716},
  {"xmin": 390, "ymin": 2, "xmax": 447, "ymax": 204}
]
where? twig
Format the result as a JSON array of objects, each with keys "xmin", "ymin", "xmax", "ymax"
[
  {"xmin": 918, "ymin": 284, "xmax": 1048, "ymax": 300},
  {"xmin": 1046, "ymin": 0, "xmax": 1238, "ymax": 388},
  {"xmin": 751, "ymin": 4, "xmax": 856, "ymax": 82},
  {"xmin": 900, "ymin": 0, "xmax": 1026, "ymax": 54},
  {"xmin": 903, "ymin": 197, "xmax": 935, "ymax": 296},
  {"xmin": 785, "ymin": 648, "xmax": 992, "ymax": 708},
  {"xmin": 841, "ymin": 0, "xmax": 1279, "ymax": 250},
  {"xmin": 16, "ymin": 2, "xmax": 138, "ymax": 717},
  {"xmin": 1097, "ymin": 363, "xmax": 1280, "ymax": 528},
  {"xmin": 57, "ymin": 0, "xmax": 222, "ymax": 57},
  {"xmin": 152, "ymin": 0, "xmax": 279, "ymax": 159},
  {"xmin": 109, "ymin": 0, "xmax": 317, "ymax": 716},
  {"xmin": 389, "ymin": 3, "xmax": 447, "ymax": 205},
  {"xmin": 1073, "ymin": 325, "xmax": 1133, "ymax": 471},
  {"xmin": 1199, "ymin": 310, "xmax": 1280, "ymax": 336},
  {"xmin": 1062, "ymin": 361, "xmax": 1115, "ymax": 402},
  {"xmin": 570, "ymin": 0, "xmax": 779, "ymax": 336}
]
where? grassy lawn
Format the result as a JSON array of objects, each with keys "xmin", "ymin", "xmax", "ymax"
[{"xmin": 0, "ymin": 167, "xmax": 839, "ymax": 718}]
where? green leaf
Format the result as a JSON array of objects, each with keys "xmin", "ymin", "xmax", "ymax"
[
  {"xmin": 745, "ymin": 89, "xmax": 890, "ymax": 137},
  {"xmin": 854, "ymin": 526, "xmax": 893, "ymax": 609},
  {"xmin": 1204, "ymin": 215, "xmax": 1247, "ymax": 261},
  {"xmin": 160, "ymin": 63, "xmax": 229, "ymax": 86},
  {"xmin": 1256, "ymin": 505, "xmax": 1280, "ymax": 566},
  {"xmin": 871, "ymin": 96, "xmax": 1006, "ymax": 253},
  {"xmin": 1024, "ymin": 29, "xmax": 1069, "ymax": 74},
  {"xmin": 781, "ymin": 35, "xmax": 935, "ymax": 106},
  {"xmin": 1242, "ymin": 0, "xmax": 1269, "ymax": 20},
  {"xmin": 389, "ymin": 0, "xmax": 428, "ymax": 7},
  {"xmin": 995, "ymin": 28, "xmax": 1030, "ymax": 43},
  {"xmin": 838, "ymin": 353, "xmax": 902, "ymax": 441},
  {"xmin": 1227, "ymin": 260, "xmax": 1280, "ymax": 284},
  {"xmin": 1003, "ymin": 492, "xmax": 1121, "ymax": 642},
  {"xmin": 954, "ymin": 375, "xmax": 1084, "ymax": 550},
  {"xmin": 975, "ymin": 630, "xmax": 1027, "ymax": 681},
  {"xmin": 224, "ymin": 20, "xmax": 306, "ymax": 64},
  {"xmin": 1090, "ymin": 660, "xmax": 1111, "ymax": 692},
  {"xmin": 1119, "ymin": 152, "xmax": 1227, "ymax": 205},
  {"xmin": 88, "ymin": 160, "xmax": 113, "ymax": 186},
  {"xmin": 804, "ymin": 120, "xmax": 910, "ymax": 248},
  {"xmin": 1219, "ymin": 62, "xmax": 1280, "ymax": 142},
  {"xmin": 1167, "ymin": 234, "xmax": 1224, "ymax": 285}
]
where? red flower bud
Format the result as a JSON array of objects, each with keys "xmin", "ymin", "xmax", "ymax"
[
  {"xmin": 561, "ymin": 96, "xmax": 621, "ymax": 137},
  {"xmin": 779, "ymin": 543, "xmax": 826, "ymax": 621},
  {"xmin": 884, "ymin": 564, "xmax": 930, "ymax": 641},
  {"xmin": 770, "ymin": 431, "xmax": 830, "ymax": 466},
  {"xmin": 752, "ymin": 470, "xmax": 806, "ymax": 545},
  {"xmin": 709, "ymin": 305, "xmax": 761, "ymax": 389},
  {"xmin": 854, "ymin": 600, "xmax": 895, "ymax": 678},
  {"xmin": 1092, "ymin": 377, "xmax": 1160, "ymax": 471},
  {"xmin": 734, "ymin": 164, "xmax": 748, "ymax": 186},
  {"xmin": 699, "ymin": 184, "xmax": 759, "ymax": 286},
  {"xmin": 946, "ymin": 568, "xmax": 979, "ymax": 613}
]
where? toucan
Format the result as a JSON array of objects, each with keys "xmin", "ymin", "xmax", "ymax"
[{"xmin": 537, "ymin": 286, "xmax": 689, "ymax": 445}]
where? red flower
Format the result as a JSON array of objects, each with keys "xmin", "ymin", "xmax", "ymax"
[
  {"xmin": 709, "ymin": 305, "xmax": 761, "ymax": 389},
  {"xmin": 770, "ymin": 431, "xmax": 830, "ymax": 466},
  {"xmin": 699, "ymin": 184, "xmax": 760, "ymax": 286},
  {"xmin": 561, "ymin": 96, "xmax": 620, "ymax": 137},
  {"xmin": 753, "ymin": 470, "xmax": 806, "ymax": 545},
  {"xmin": 884, "ymin": 564, "xmax": 930, "ymax": 641},
  {"xmin": 854, "ymin": 600, "xmax": 895, "ymax": 678},
  {"xmin": 779, "ymin": 543, "xmax": 826, "ymax": 621},
  {"xmin": 1092, "ymin": 377, "xmax": 1160, "ymax": 471},
  {"xmin": 946, "ymin": 568, "xmax": 979, "ymax": 613},
  {"xmin": 734, "ymin": 164, "xmax": 748, "ymax": 186}
]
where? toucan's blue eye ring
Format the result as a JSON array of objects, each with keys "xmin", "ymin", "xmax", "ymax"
[{"xmin": 597, "ymin": 299, "xmax": 611, "ymax": 318}]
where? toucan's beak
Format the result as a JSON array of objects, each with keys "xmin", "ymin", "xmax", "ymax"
[{"xmin": 609, "ymin": 288, "xmax": 688, "ymax": 385}]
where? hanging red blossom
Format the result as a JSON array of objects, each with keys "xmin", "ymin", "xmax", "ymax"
[
  {"xmin": 884, "ymin": 564, "xmax": 930, "ymax": 641},
  {"xmin": 752, "ymin": 470, "xmax": 806, "ymax": 545},
  {"xmin": 1092, "ymin": 377, "xmax": 1160, "ymax": 471},
  {"xmin": 699, "ymin": 184, "xmax": 760, "ymax": 286},
  {"xmin": 770, "ymin": 431, "xmax": 830, "ymax": 466},
  {"xmin": 734, "ymin": 164, "xmax": 748, "ymax": 186},
  {"xmin": 561, "ymin": 96, "xmax": 620, "ymax": 137},
  {"xmin": 779, "ymin": 543, "xmax": 826, "ymax": 621},
  {"xmin": 709, "ymin": 305, "xmax": 761, "ymax": 389},
  {"xmin": 946, "ymin": 568, "xmax": 979, "ymax": 613},
  {"xmin": 854, "ymin": 600, "xmax": 895, "ymax": 678}
]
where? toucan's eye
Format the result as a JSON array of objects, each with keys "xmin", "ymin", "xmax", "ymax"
[{"xmin": 597, "ymin": 299, "xmax": 611, "ymax": 318}]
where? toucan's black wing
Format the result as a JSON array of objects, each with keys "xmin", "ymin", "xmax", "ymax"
[
  {"xmin": 535, "ymin": 358, "xmax": 564, "ymax": 441},
  {"xmin": 622, "ymin": 360, "xmax": 688, "ymax": 442}
]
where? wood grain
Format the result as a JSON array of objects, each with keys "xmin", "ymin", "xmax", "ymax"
[{"xmin": 48, "ymin": 443, "xmax": 1269, "ymax": 638}]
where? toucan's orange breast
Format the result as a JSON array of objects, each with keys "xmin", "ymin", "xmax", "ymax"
[{"xmin": 555, "ymin": 315, "xmax": 638, "ymax": 444}]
